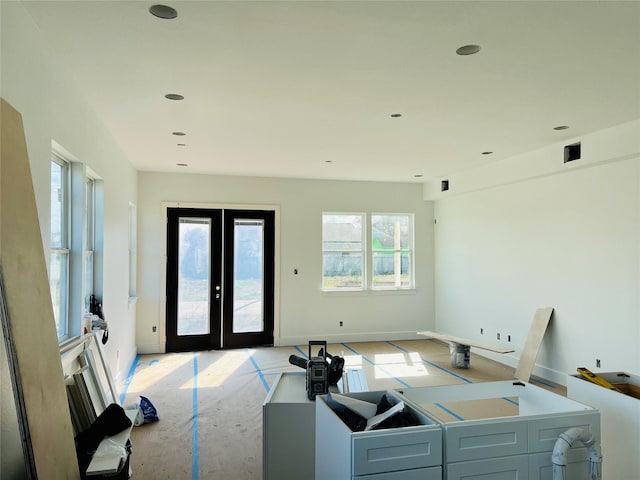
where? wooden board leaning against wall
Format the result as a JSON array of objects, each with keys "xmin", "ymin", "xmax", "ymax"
[{"xmin": 1, "ymin": 98, "xmax": 80, "ymax": 478}]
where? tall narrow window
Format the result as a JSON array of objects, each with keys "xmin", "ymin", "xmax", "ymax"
[
  {"xmin": 128, "ymin": 202, "xmax": 137, "ymax": 300},
  {"xmin": 322, "ymin": 213, "xmax": 365, "ymax": 290},
  {"xmin": 84, "ymin": 178, "xmax": 95, "ymax": 312},
  {"xmin": 371, "ymin": 214, "xmax": 414, "ymax": 289},
  {"xmin": 50, "ymin": 158, "xmax": 70, "ymax": 339}
]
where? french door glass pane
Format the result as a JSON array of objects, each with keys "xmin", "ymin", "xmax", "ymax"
[
  {"xmin": 177, "ymin": 218, "xmax": 211, "ymax": 336},
  {"xmin": 233, "ymin": 219, "xmax": 264, "ymax": 333}
]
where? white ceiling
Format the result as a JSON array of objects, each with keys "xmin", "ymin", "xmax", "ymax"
[{"xmin": 22, "ymin": 1, "xmax": 640, "ymax": 183}]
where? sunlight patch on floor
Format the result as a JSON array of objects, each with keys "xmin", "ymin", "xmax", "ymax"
[
  {"xmin": 373, "ymin": 351, "xmax": 430, "ymax": 379},
  {"xmin": 342, "ymin": 354, "xmax": 363, "ymax": 368},
  {"xmin": 127, "ymin": 353, "xmax": 192, "ymax": 394},
  {"xmin": 182, "ymin": 350, "xmax": 249, "ymax": 389}
]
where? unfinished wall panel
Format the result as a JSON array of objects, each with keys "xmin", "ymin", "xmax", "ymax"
[{"xmin": 0, "ymin": 98, "xmax": 79, "ymax": 478}]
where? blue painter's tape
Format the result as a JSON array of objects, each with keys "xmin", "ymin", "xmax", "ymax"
[
  {"xmin": 502, "ymin": 396, "xmax": 519, "ymax": 406},
  {"xmin": 530, "ymin": 377, "xmax": 556, "ymax": 389},
  {"xmin": 148, "ymin": 359, "xmax": 159, "ymax": 366},
  {"xmin": 341, "ymin": 343, "xmax": 411, "ymax": 388},
  {"xmin": 293, "ymin": 345, "xmax": 308, "ymax": 359},
  {"xmin": 246, "ymin": 350, "xmax": 270, "ymax": 392},
  {"xmin": 119, "ymin": 354, "xmax": 140, "ymax": 404},
  {"xmin": 192, "ymin": 352, "xmax": 199, "ymax": 480},
  {"xmin": 435, "ymin": 402, "xmax": 465, "ymax": 421},
  {"xmin": 387, "ymin": 341, "xmax": 473, "ymax": 383}
]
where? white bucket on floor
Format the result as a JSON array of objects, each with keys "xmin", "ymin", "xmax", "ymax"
[{"xmin": 449, "ymin": 343, "xmax": 470, "ymax": 369}]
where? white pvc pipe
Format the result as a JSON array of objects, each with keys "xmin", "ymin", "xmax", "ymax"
[{"xmin": 552, "ymin": 427, "xmax": 602, "ymax": 480}]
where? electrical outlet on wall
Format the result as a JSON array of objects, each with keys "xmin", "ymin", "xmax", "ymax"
[
  {"xmin": 497, "ymin": 333, "xmax": 500, "ymax": 340},
  {"xmin": 596, "ymin": 359, "xmax": 601, "ymax": 368}
]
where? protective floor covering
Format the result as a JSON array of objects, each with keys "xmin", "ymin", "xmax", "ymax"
[{"xmin": 120, "ymin": 340, "xmax": 564, "ymax": 479}]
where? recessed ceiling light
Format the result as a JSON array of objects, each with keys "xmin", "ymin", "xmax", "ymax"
[
  {"xmin": 390, "ymin": 113, "xmax": 402, "ymax": 118},
  {"xmin": 172, "ymin": 132, "xmax": 186, "ymax": 136},
  {"xmin": 176, "ymin": 163, "xmax": 188, "ymax": 167},
  {"xmin": 414, "ymin": 174, "xmax": 423, "ymax": 178},
  {"xmin": 456, "ymin": 44, "xmax": 481, "ymax": 56},
  {"xmin": 325, "ymin": 160, "xmax": 333, "ymax": 163},
  {"xmin": 177, "ymin": 143, "xmax": 186, "ymax": 147},
  {"xmin": 553, "ymin": 125, "xmax": 570, "ymax": 131},
  {"xmin": 164, "ymin": 93, "xmax": 184, "ymax": 101},
  {"xmin": 481, "ymin": 151, "xmax": 493, "ymax": 155},
  {"xmin": 149, "ymin": 4, "xmax": 177, "ymax": 19}
]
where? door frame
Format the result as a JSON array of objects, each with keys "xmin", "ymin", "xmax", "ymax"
[{"xmin": 159, "ymin": 202, "xmax": 280, "ymax": 352}]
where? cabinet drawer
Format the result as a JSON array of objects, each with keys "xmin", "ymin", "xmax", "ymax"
[
  {"xmin": 445, "ymin": 420, "xmax": 528, "ymax": 463},
  {"xmin": 527, "ymin": 412, "xmax": 600, "ymax": 454},
  {"xmin": 446, "ymin": 455, "xmax": 528, "ymax": 480},
  {"xmin": 352, "ymin": 429, "xmax": 442, "ymax": 476}
]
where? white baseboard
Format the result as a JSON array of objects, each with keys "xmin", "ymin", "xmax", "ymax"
[
  {"xmin": 471, "ymin": 348, "xmax": 568, "ymax": 386},
  {"xmin": 137, "ymin": 343, "xmax": 165, "ymax": 354},
  {"xmin": 278, "ymin": 331, "xmax": 425, "ymax": 347}
]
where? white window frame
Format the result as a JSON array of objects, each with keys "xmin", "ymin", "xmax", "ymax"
[
  {"xmin": 50, "ymin": 155, "xmax": 70, "ymax": 340},
  {"xmin": 128, "ymin": 202, "xmax": 137, "ymax": 302},
  {"xmin": 84, "ymin": 177, "xmax": 95, "ymax": 312},
  {"xmin": 370, "ymin": 213, "xmax": 415, "ymax": 290},
  {"xmin": 321, "ymin": 212, "xmax": 416, "ymax": 292},
  {"xmin": 321, "ymin": 213, "xmax": 366, "ymax": 291}
]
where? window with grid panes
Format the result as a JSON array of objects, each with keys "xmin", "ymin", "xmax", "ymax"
[
  {"xmin": 371, "ymin": 214, "xmax": 414, "ymax": 289},
  {"xmin": 322, "ymin": 213, "xmax": 365, "ymax": 290}
]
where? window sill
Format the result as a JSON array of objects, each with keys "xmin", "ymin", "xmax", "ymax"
[
  {"xmin": 321, "ymin": 288, "xmax": 417, "ymax": 296},
  {"xmin": 370, "ymin": 288, "xmax": 417, "ymax": 295}
]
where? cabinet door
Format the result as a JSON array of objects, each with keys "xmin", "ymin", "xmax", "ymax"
[
  {"xmin": 528, "ymin": 449, "xmax": 589, "ymax": 480},
  {"xmin": 446, "ymin": 455, "xmax": 528, "ymax": 480}
]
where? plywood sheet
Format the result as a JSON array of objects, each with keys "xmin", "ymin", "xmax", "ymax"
[
  {"xmin": 514, "ymin": 307, "xmax": 554, "ymax": 382},
  {"xmin": 419, "ymin": 397, "xmax": 519, "ymax": 423},
  {"xmin": 0, "ymin": 98, "xmax": 80, "ymax": 478},
  {"xmin": 417, "ymin": 331, "xmax": 515, "ymax": 354}
]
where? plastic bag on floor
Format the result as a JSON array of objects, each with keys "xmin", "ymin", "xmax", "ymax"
[{"xmin": 126, "ymin": 395, "xmax": 159, "ymax": 426}]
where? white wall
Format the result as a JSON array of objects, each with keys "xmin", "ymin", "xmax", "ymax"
[
  {"xmin": 1, "ymin": 2, "xmax": 138, "ymax": 383},
  {"xmin": 137, "ymin": 173, "xmax": 434, "ymax": 352},
  {"xmin": 429, "ymin": 121, "xmax": 640, "ymax": 383}
]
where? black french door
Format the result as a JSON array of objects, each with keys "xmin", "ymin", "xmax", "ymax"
[{"xmin": 166, "ymin": 208, "xmax": 274, "ymax": 352}]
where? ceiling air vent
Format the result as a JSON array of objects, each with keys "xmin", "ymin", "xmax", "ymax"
[{"xmin": 564, "ymin": 142, "xmax": 581, "ymax": 163}]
